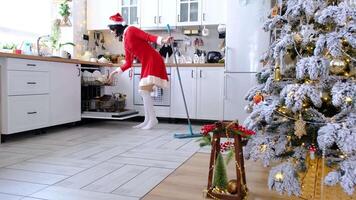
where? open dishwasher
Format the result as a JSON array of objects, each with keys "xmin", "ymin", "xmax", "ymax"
[{"xmin": 80, "ymin": 64, "xmax": 139, "ymax": 120}]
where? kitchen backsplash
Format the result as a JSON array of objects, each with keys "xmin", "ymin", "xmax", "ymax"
[{"xmin": 87, "ymin": 25, "xmax": 224, "ymax": 62}]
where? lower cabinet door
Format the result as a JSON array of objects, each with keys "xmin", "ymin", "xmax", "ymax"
[
  {"xmin": 50, "ymin": 63, "xmax": 81, "ymax": 126},
  {"xmin": 7, "ymin": 95, "xmax": 50, "ymax": 134}
]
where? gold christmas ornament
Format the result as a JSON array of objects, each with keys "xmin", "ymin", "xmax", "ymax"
[
  {"xmin": 274, "ymin": 172, "xmax": 284, "ymax": 182},
  {"xmin": 295, "ymin": 114, "xmax": 307, "ymax": 139},
  {"xmin": 330, "ymin": 58, "xmax": 348, "ymax": 75},
  {"xmin": 302, "ymin": 99, "xmax": 310, "ymax": 109},
  {"xmin": 227, "ymin": 179, "xmax": 238, "ymax": 194},
  {"xmin": 320, "ymin": 91, "xmax": 332, "ymax": 104},
  {"xmin": 274, "ymin": 63, "xmax": 282, "ymax": 81},
  {"xmin": 277, "ymin": 106, "xmax": 293, "ymax": 116},
  {"xmin": 345, "ymin": 97, "xmax": 353, "ymax": 105},
  {"xmin": 340, "ymin": 38, "xmax": 349, "ymax": 47},
  {"xmin": 259, "ymin": 144, "xmax": 267, "ymax": 153}
]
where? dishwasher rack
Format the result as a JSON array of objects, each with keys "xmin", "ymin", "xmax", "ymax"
[{"xmin": 80, "ymin": 65, "xmax": 139, "ymax": 120}]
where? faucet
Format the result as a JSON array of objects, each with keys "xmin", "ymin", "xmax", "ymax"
[{"xmin": 37, "ymin": 35, "xmax": 50, "ymax": 56}]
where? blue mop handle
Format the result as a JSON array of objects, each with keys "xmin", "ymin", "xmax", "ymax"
[{"xmin": 166, "ymin": 24, "xmax": 194, "ymax": 135}]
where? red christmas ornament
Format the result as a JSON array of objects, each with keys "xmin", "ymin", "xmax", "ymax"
[{"xmin": 253, "ymin": 93, "xmax": 264, "ymax": 105}]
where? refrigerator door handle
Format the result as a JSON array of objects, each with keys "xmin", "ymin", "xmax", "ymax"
[
  {"xmin": 224, "ymin": 74, "xmax": 228, "ymax": 100},
  {"xmin": 225, "ymin": 46, "xmax": 229, "ymax": 72}
]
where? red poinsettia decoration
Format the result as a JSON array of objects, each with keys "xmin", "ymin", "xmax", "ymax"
[{"xmin": 201, "ymin": 124, "xmax": 216, "ymax": 136}]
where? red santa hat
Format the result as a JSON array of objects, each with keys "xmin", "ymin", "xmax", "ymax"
[{"xmin": 109, "ymin": 13, "xmax": 126, "ymax": 26}]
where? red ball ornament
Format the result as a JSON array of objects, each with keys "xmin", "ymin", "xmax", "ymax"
[{"xmin": 253, "ymin": 93, "xmax": 264, "ymax": 105}]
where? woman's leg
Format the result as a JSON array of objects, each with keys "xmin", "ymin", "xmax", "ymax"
[{"xmin": 134, "ymin": 85, "xmax": 158, "ymax": 129}]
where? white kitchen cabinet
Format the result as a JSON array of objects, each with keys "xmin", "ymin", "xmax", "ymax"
[
  {"xmin": 201, "ymin": 0, "xmax": 227, "ymax": 25},
  {"xmin": 50, "ymin": 63, "xmax": 81, "ymax": 126},
  {"xmin": 170, "ymin": 67, "xmax": 197, "ymax": 118},
  {"xmin": 87, "ymin": 0, "xmax": 120, "ymax": 30},
  {"xmin": 171, "ymin": 67, "xmax": 224, "ymax": 120},
  {"xmin": 158, "ymin": 0, "xmax": 177, "ymax": 28},
  {"xmin": 120, "ymin": 0, "xmax": 140, "ymax": 26},
  {"xmin": 140, "ymin": 0, "xmax": 159, "ymax": 29},
  {"xmin": 140, "ymin": 0, "xmax": 176, "ymax": 29},
  {"xmin": 177, "ymin": 0, "xmax": 201, "ymax": 26},
  {"xmin": 8, "ymin": 95, "xmax": 50, "ymax": 134},
  {"xmin": 0, "ymin": 58, "xmax": 81, "ymax": 139},
  {"xmin": 196, "ymin": 67, "xmax": 224, "ymax": 120},
  {"xmin": 223, "ymin": 73, "xmax": 256, "ymax": 122}
]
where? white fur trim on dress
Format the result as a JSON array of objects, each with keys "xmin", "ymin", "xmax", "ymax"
[
  {"xmin": 139, "ymin": 75, "xmax": 168, "ymax": 88},
  {"xmin": 115, "ymin": 67, "xmax": 123, "ymax": 75},
  {"xmin": 157, "ymin": 36, "xmax": 163, "ymax": 45}
]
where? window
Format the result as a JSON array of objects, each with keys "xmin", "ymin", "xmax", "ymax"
[
  {"xmin": 0, "ymin": 0, "xmax": 52, "ymax": 43},
  {"xmin": 121, "ymin": 0, "xmax": 138, "ymax": 25}
]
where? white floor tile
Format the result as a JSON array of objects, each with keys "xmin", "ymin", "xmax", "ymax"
[
  {"xmin": 83, "ymin": 165, "xmax": 147, "ymax": 193},
  {"xmin": 0, "ymin": 193, "xmax": 23, "ymax": 200},
  {"xmin": 0, "ymin": 168, "xmax": 68, "ymax": 185},
  {"xmin": 108, "ymin": 156, "xmax": 181, "ymax": 169},
  {"xmin": 55, "ymin": 162, "xmax": 123, "ymax": 189},
  {"xmin": 0, "ymin": 179, "xmax": 47, "ymax": 196},
  {"xmin": 28, "ymin": 157, "xmax": 99, "ymax": 168},
  {"xmin": 30, "ymin": 186, "xmax": 138, "ymax": 200},
  {"xmin": 113, "ymin": 167, "xmax": 173, "ymax": 197},
  {"xmin": 6, "ymin": 162, "xmax": 85, "ymax": 176}
]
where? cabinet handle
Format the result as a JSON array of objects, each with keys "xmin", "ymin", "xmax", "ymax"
[
  {"xmin": 77, "ymin": 67, "xmax": 81, "ymax": 77},
  {"xmin": 27, "ymin": 111, "xmax": 37, "ymax": 115},
  {"xmin": 27, "ymin": 64, "xmax": 36, "ymax": 67},
  {"xmin": 203, "ymin": 13, "xmax": 206, "ymax": 21},
  {"xmin": 27, "ymin": 82, "xmax": 37, "ymax": 85},
  {"xmin": 154, "ymin": 16, "xmax": 157, "ymax": 24},
  {"xmin": 191, "ymin": 70, "xmax": 194, "ymax": 78},
  {"xmin": 159, "ymin": 16, "xmax": 162, "ymax": 24},
  {"xmin": 199, "ymin": 70, "xmax": 202, "ymax": 78},
  {"xmin": 178, "ymin": 14, "xmax": 180, "ymax": 22}
]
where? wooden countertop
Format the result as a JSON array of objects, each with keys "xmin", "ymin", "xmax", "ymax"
[{"xmin": 0, "ymin": 52, "xmax": 225, "ymax": 67}]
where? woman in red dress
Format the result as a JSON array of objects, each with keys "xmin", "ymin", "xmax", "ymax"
[{"xmin": 108, "ymin": 13, "xmax": 173, "ymax": 130}]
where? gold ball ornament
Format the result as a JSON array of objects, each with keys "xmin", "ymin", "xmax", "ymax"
[
  {"xmin": 330, "ymin": 58, "xmax": 348, "ymax": 75},
  {"xmin": 345, "ymin": 97, "xmax": 353, "ymax": 105},
  {"xmin": 227, "ymin": 179, "xmax": 238, "ymax": 194},
  {"xmin": 320, "ymin": 91, "xmax": 332, "ymax": 104},
  {"xmin": 275, "ymin": 172, "xmax": 284, "ymax": 182}
]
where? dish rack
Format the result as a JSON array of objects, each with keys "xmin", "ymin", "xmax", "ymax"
[{"xmin": 81, "ymin": 65, "xmax": 139, "ymax": 120}]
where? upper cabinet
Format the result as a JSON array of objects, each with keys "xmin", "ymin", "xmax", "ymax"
[
  {"xmin": 140, "ymin": 0, "xmax": 176, "ymax": 30},
  {"xmin": 87, "ymin": 0, "xmax": 120, "ymax": 30},
  {"xmin": 177, "ymin": 0, "xmax": 201, "ymax": 26},
  {"xmin": 87, "ymin": 0, "xmax": 225, "ymax": 30},
  {"xmin": 120, "ymin": 0, "xmax": 140, "ymax": 27},
  {"xmin": 176, "ymin": 0, "xmax": 226, "ymax": 26},
  {"xmin": 201, "ymin": 0, "xmax": 226, "ymax": 25}
]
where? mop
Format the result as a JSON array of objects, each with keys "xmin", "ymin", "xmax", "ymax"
[{"xmin": 166, "ymin": 24, "xmax": 202, "ymax": 139}]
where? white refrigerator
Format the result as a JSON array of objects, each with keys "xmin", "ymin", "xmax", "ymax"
[{"xmin": 224, "ymin": 0, "xmax": 271, "ymax": 121}]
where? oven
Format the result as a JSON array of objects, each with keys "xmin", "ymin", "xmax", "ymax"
[{"xmin": 133, "ymin": 67, "xmax": 171, "ymax": 106}]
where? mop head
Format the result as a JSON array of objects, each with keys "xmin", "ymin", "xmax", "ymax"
[{"xmin": 174, "ymin": 132, "xmax": 202, "ymax": 139}]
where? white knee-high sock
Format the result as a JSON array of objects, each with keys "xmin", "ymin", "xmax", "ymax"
[
  {"xmin": 141, "ymin": 90, "xmax": 158, "ymax": 130},
  {"xmin": 133, "ymin": 90, "xmax": 150, "ymax": 128}
]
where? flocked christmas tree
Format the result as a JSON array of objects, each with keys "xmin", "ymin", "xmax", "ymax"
[{"xmin": 243, "ymin": 0, "xmax": 356, "ymax": 196}]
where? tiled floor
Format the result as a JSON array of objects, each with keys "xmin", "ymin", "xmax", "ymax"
[{"xmin": 0, "ymin": 121, "xmax": 204, "ymax": 200}]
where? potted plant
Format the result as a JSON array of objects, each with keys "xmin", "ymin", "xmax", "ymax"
[
  {"xmin": 0, "ymin": 43, "xmax": 17, "ymax": 53},
  {"xmin": 59, "ymin": 0, "xmax": 72, "ymax": 26}
]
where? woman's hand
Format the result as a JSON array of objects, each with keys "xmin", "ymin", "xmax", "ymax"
[
  {"xmin": 107, "ymin": 71, "xmax": 117, "ymax": 85},
  {"xmin": 162, "ymin": 36, "xmax": 174, "ymax": 45}
]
